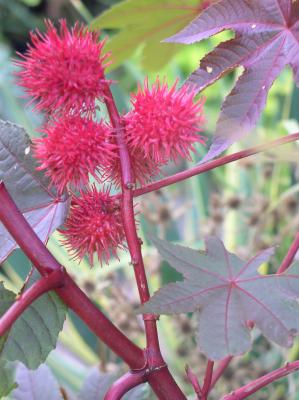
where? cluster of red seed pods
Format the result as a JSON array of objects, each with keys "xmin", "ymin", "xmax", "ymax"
[{"xmin": 17, "ymin": 20, "xmax": 205, "ymax": 265}]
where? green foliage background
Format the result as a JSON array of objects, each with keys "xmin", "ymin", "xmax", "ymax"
[{"xmin": 1, "ymin": 0, "xmax": 299, "ymax": 399}]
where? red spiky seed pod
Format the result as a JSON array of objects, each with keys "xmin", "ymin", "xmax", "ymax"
[
  {"xmin": 125, "ymin": 78, "xmax": 206, "ymax": 164},
  {"xmin": 102, "ymin": 135, "xmax": 161, "ymax": 187},
  {"xmin": 34, "ymin": 115, "xmax": 116, "ymax": 193},
  {"xmin": 60, "ymin": 186, "xmax": 125, "ymax": 266},
  {"xmin": 16, "ymin": 19, "xmax": 110, "ymax": 116}
]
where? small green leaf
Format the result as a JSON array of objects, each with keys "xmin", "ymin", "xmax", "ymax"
[
  {"xmin": 0, "ymin": 276, "xmax": 67, "ymax": 369},
  {"xmin": 90, "ymin": 0, "xmax": 205, "ymax": 71},
  {"xmin": 12, "ymin": 363, "xmax": 63, "ymax": 400},
  {"xmin": 0, "ymin": 361, "xmax": 17, "ymax": 399}
]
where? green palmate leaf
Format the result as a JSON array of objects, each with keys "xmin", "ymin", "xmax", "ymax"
[
  {"xmin": 0, "ymin": 120, "xmax": 69, "ymax": 264},
  {"xmin": 0, "ymin": 275, "xmax": 67, "ymax": 369},
  {"xmin": 79, "ymin": 368, "xmax": 150, "ymax": 400},
  {"xmin": 142, "ymin": 236, "xmax": 299, "ymax": 360},
  {"xmin": 90, "ymin": 0, "xmax": 210, "ymax": 71},
  {"xmin": 12, "ymin": 363, "xmax": 63, "ymax": 400},
  {"xmin": 0, "ymin": 361, "xmax": 17, "ymax": 399}
]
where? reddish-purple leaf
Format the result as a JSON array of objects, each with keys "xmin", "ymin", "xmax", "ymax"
[
  {"xmin": 142, "ymin": 236, "xmax": 299, "ymax": 360},
  {"xmin": 0, "ymin": 120, "xmax": 69, "ymax": 263},
  {"xmin": 166, "ymin": 0, "xmax": 299, "ymax": 160},
  {"xmin": 12, "ymin": 364, "xmax": 63, "ymax": 400},
  {"xmin": 167, "ymin": 0, "xmax": 288, "ymax": 44}
]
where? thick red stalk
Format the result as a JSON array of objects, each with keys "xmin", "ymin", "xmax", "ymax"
[
  {"xmin": 133, "ymin": 132, "xmax": 299, "ymax": 197},
  {"xmin": 104, "ymin": 371, "xmax": 146, "ymax": 400},
  {"xmin": 147, "ymin": 367, "xmax": 187, "ymax": 399},
  {"xmin": 0, "ymin": 182, "xmax": 144, "ymax": 369},
  {"xmin": 103, "ymin": 85, "xmax": 186, "ymax": 399},
  {"xmin": 277, "ymin": 232, "xmax": 299, "ymax": 273},
  {"xmin": 221, "ymin": 361, "xmax": 299, "ymax": 400},
  {"xmin": 103, "ymin": 86, "xmax": 151, "ymax": 304},
  {"xmin": 56, "ymin": 275, "xmax": 145, "ymax": 369},
  {"xmin": 201, "ymin": 360, "xmax": 214, "ymax": 398},
  {"xmin": 103, "ymin": 367, "xmax": 188, "ymax": 400},
  {"xmin": 0, "ymin": 268, "xmax": 65, "ymax": 336}
]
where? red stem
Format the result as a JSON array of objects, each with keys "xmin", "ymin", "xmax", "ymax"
[
  {"xmin": 185, "ymin": 365, "xmax": 202, "ymax": 398},
  {"xmin": 201, "ymin": 360, "xmax": 214, "ymax": 398},
  {"xmin": 0, "ymin": 182, "xmax": 144, "ymax": 369},
  {"xmin": 56, "ymin": 275, "xmax": 145, "ymax": 369},
  {"xmin": 103, "ymin": 86, "xmax": 186, "ymax": 399},
  {"xmin": 277, "ymin": 232, "xmax": 299, "ymax": 273},
  {"xmin": 0, "ymin": 268, "xmax": 65, "ymax": 336},
  {"xmin": 211, "ymin": 356, "xmax": 233, "ymax": 390},
  {"xmin": 221, "ymin": 361, "xmax": 299, "ymax": 400},
  {"xmin": 146, "ymin": 366, "xmax": 187, "ymax": 399},
  {"xmin": 103, "ymin": 85, "xmax": 151, "ymax": 304},
  {"xmin": 104, "ymin": 371, "xmax": 146, "ymax": 400},
  {"xmin": 133, "ymin": 132, "xmax": 299, "ymax": 198}
]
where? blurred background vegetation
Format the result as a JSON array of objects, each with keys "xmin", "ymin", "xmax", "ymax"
[{"xmin": 1, "ymin": 0, "xmax": 299, "ymax": 399}]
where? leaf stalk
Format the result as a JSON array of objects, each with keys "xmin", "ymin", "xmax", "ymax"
[
  {"xmin": 277, "ymin": 232, "xmax": 299, "ymax": 273},
  {"xmin": 221, "ymin": 360, "xmax": 299, "ymax": 400},
  {"xmin": 133, "ymin": 132, "xmax": 299, "ymax": 197},
  {"xmin": 104, "ymin": 371, "xmax": 146, "ymax": 400}
]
